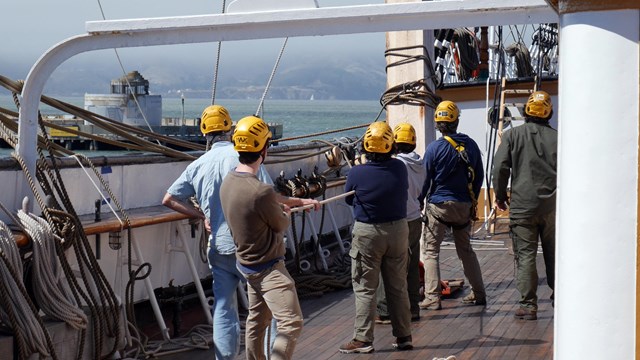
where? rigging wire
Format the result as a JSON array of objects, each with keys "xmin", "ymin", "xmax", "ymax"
[
  {"xmin": 210, "ymin": 0, "xmax": 227, "ymax": 105},
  {"xmin": 255, "ymin": 38, "xmax": 288, "ymax": 117},
  {"xmin": 96, "ymin": 0, "xmax": 161, "ymax": 145},
  {"xmin": 484, "ymin": 26, "xmax": 506, "ymax": 211}
]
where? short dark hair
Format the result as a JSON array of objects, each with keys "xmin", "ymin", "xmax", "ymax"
[
  {"xmin": 525, "ymin": 109, "xmax": 553, "ymax": 124},
  {"xmin": 238, "ymin": 151, "xmax": 262, "ymax": 164},
  {"xmin": 237, "ymin": 140, "xmax": 270, "ymax": 165},
  {"xmin": 360, "ymin": 142, "xmax": 395, "ymax": 162},
  {"xmin": 435, "ymin": 119, "xmax": 458, "ymax": 135},
  {"xmin": 396, "ymin": 143, "xmax": 416, "ymax": 154}
]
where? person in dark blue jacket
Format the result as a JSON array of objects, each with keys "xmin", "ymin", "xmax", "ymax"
[
  {"xmin": 419, "ymin": 100, "xmax": 486, "ymax": 311},
  {"xmin": 339, "ymin": 121, "xmax": 413, "ymax": 354}
]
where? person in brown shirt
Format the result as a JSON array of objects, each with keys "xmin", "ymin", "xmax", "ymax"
[{"xmin": 220, "ymin": 115, "xmax": 319, "ymax": 360}]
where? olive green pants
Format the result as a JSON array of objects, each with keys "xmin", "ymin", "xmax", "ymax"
[
  {"xmin": 376, "ymin": 218, "xmax": 422, "ymax": 317},
  {"xmin": 510, "ymin": 210, "xmax": 556, "ymax": 311},
  {"xmin": 349, "ymin": 220, "xmax": 411, "ymax": 343}
]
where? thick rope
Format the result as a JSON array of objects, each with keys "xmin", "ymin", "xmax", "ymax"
[
  {"xmin": 0, "ymin": 221, "xmax": 58, "ymax": 359},
  {"xmin": 17, "ymin": 211, "xmax": 89, "ymax": 330}
]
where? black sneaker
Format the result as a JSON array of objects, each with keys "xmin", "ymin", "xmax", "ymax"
[
  {"xmin": 375, "ymin": 315, "xmax": 391, "ymax": 324},
  {"xmin": 392, "ymin": 335, "xmax": 413, "ymax": 351},
  {"xmin": 339, "ymin": 339, "xmax": 374, "ymax": 354}
]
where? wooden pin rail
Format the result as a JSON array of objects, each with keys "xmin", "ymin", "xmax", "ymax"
[{"xmin": 81, "ymin": 206, "xmax": 192, "ymax": 235}]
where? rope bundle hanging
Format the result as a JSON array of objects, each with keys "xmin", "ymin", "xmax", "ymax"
[
  {"xmin": 0, "ymin": 220, "xmax": 58, "ymax": 360},
  {"xmin": 17, "ymin": 211, "xmax": 89, "ymax": 331},
  {"xmin": 381, "ymin": 45, "xmax": 441, "ymax": 109},
  {"xmin": 452, "ymin": 28, "xmax": 480, "ymax": 81},
  {"xmin": 505, "ymin": 42, "xmax": 533, "ymax": 78}
]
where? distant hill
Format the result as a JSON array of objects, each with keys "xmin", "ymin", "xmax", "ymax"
[{"xmin": 4, "ymin": 56, "xmax": 387, "ymax": 101}]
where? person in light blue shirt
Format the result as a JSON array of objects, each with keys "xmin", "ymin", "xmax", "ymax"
[{"xmin": 163, "ymin": 105, "xmax": 272, "ymax": 360}]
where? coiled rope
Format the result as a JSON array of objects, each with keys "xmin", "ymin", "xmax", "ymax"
[
  {"xmin": 453, "ymin": 28, "xmax": 480, "ymax": 81},
  {"xmin": 505, "ymin": 42, "xmax": 533, "ymax": 78},
  {"xmin": 381, "ymin": 45, "xmax": 441, "ymax": 110},
  {"xmin": 17, "ymin": 211, "xmax": 89, "ymax": 331},
  {"xmin": 0, "ymin": 220, "xmax": 58, "ymax": 360}
]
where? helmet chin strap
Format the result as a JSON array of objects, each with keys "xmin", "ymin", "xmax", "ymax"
[{"xmin": 260, "ymin": 147, "xmax": 268, "ymax": 165}]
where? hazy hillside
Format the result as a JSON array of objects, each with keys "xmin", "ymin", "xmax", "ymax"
[{"xmin": 3, "ymin": 56, "xmax": 387, "ymax": 101}]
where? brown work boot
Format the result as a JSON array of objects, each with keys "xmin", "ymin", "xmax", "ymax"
[
  {"xmin": 339, "ymin": 339, "xmax": 374, "ymax": 354},
  {"xmin": 462, "ymin": 291, "xmax": 487, "ymax": 306},
  {"xmin": 392, "ymin": 335, "xmax": 413, "ymax": 351},
  {"xmin": 514, "ymin": 307, "xmax": 537, "ymax": 320},
  {"xmin": 419, "ymin": 296, "xmax": 442, "ymax": 310}
]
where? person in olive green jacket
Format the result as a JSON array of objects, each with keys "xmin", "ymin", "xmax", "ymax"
[{"xmin": 492, "ymin": 90, "xmax": 557, "ymax": 321}]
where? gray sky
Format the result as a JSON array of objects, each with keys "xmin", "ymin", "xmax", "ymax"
[{"xmin": 2, "ymin": 0, "xmax": 386, "ymax": 79}]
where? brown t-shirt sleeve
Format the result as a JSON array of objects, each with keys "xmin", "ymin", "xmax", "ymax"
[{"xmin": 256, "ymin": 186, "xmax": 290, "ymax": 233}]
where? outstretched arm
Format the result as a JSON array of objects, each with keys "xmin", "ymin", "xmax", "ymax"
[
  {"xmin": 276, "ymin": 194, "xmax": 321, "ymax": 211},
  {"xmin": 162, "ymin": 193, "xmax": 206, "ymax": 221}
]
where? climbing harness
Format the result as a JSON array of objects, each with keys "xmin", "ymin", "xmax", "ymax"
[{"xmin": 443, "ymin": 135, "xmax": 478, "ymax": 221}]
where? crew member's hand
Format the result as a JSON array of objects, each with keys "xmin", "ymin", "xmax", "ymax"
[
  {"xmin": 302, "ymin": 198, "xmax": 321, "ymax": 211},
  {"xmin": 495, "ymin": 199, "xmax": 508, "ymax": 211},
  {"xmin": 282, "ymin": 203, "xmax": 292, "ymax": 216}
]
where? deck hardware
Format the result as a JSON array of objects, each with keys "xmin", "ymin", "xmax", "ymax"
[{"xmin": 109, "ymin": 231, "xmax": 122, "ymax": 250}]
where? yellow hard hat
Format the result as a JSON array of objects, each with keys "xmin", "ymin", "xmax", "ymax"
[
  {"xmin": 393, "ymin": 122, "xmax": 416, "ymax": 146},
  {"xmin": 232, "ymin": 116, "xmax": 272, "ymax": 152},
  {"xmin": 200, "ymin": 105, "xmax": 232, "ymax": 134},
  {"xmin": 525, "ymin": 90, "xmax": 552, "ymax": 118},
  {"xmin": 363, "ymin": 121, "xmax": 394, "ymax": 154},
  {"xmin": 434, "ymin": 100, "xmax": 460, "ymax": 122}
]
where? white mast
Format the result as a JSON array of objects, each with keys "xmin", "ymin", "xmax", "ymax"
[{"xmin": 553, "ymin": 1, "xmax": 640, "ymax": 358}]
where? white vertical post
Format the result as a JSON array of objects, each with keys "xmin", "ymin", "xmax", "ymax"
[
  {"xmin": 555, "ymin": 9, "xmax": 639, "ymax": 359},
  {"xmin": 131, "ymin": 232, "xmax": 171, "ymax": 340},
  {"xmin": 174, "ymin": 222, "xmax": 213, "ymax": 325}
]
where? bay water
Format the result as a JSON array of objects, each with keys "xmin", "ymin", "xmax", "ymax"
[{"xmin": 0, "ymin": 95, "xmax": 385, "ymax": 157}]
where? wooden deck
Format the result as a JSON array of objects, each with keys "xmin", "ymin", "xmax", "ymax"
[{"xmin": 165, "ymin": 224, "xmax": 554, "ymax": 360}]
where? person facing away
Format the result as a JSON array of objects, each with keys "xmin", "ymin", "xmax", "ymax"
[
  {"xmin": 492, "ymin": 90, "xmax": 557, "ymax": 321},
  {"xmin": 375, "ymin": 122, "xmax": 425, "ymax": 324},
  {"xmin": 219, "ymin": 115, "xmax": 320, "ymax": 360},
  {"xmin": 162, "ymin": 105, "xmax": 275, "ymax": 360},
  {"xmin": 419, "ymin": 100, "xmax": 486, "ymax": 311},
  {"xmin": 339, "ymin": 121, "xmax": 413, "ymax": 354}
]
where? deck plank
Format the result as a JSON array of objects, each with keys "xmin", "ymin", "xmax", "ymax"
[{"xmin": 156, "ymin": 231, "xmax": 554, "ymax": 360}]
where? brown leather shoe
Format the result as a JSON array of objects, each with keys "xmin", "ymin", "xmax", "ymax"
[
  {"xmin": 339, "ymin": 339, "xmax": 374, "ymax": 353},
  {"xmin": 514, "ymin": 307, "xmax": 537, "ymax": 320}
]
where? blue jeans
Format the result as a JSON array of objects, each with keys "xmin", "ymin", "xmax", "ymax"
[{"xmin": 208, "ymin": 249, "xmax": 243, "ymax": 360}]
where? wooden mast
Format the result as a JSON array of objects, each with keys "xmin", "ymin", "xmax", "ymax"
[{"xmin": 384, "ymin": 0, "xmax": 436, "ymax": 156}]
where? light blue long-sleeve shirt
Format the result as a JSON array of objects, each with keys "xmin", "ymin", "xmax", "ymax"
[{"xmin": 167, "ymin": 141, "xmax": 272, "ymax": 254}]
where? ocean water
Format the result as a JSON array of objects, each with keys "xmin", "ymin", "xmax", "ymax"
[{"xmin": 0, "ymin": 95, "xmax": 384, "ymax": 157}]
